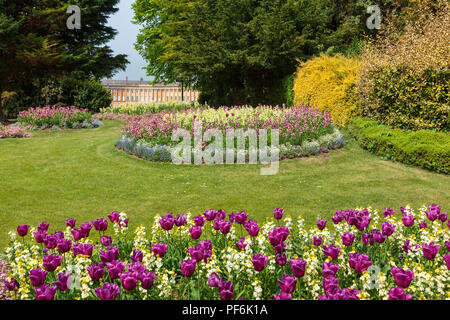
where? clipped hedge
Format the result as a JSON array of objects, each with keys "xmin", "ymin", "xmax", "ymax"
[
  {"xmin": 347, "ymin": 117, "xmax": 450, "ymax": 174},
  {"xmin": 293, "ymin": 54, "xmax": 360, "ymax": 126}
]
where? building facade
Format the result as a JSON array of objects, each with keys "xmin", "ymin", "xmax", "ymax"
[{"xmin": 101, "ymin": 78, "xmax": 200, "ymax": 105}]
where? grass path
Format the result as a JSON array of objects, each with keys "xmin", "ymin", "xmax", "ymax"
[{"xmin": 0, "ymin": 120, "xmax": 448, "ymax": 249}]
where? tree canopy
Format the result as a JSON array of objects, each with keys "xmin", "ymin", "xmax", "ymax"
[{"xmin": 132, "ymin": 0, "xmax": 409, "ymax": 106}]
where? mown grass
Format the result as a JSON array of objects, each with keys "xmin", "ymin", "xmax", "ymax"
[{"xmin": 0, "ymin": 121, "xmax": 448, "ymax": 249}]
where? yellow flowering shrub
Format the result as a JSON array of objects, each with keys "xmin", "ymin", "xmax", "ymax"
[{"xmin": 293, "ymin": 54, "xmax": 360, "ymax": 126}]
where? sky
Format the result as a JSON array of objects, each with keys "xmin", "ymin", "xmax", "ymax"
[{"xmin": 106, "ymin": 0, "xmax": 151, "ymax": 81}]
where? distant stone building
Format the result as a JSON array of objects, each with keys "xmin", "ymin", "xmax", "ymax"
[{"xmin": 101, "ymin": 78, "xmax": 200, "ymax": 105}]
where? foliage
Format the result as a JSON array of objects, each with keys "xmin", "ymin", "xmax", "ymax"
[
  {"xmin": 101, "ymin": 101, "xmax": 203, "ymax": 115},
  {"xmin": 0, "ymin": 0, "xmax": 128, "ymax": 119},
  {"xmin": 347, "ymin": 117, "xmax": 450, "ymax": 175},
  {"xmin": 133, "ymin": 0, "xmax": 395, "ymax": 106},
  {"xmin": 3, "ymin": 204, "xmax": 450, "ymax": 300},
  {"xmin": 357, "ymin": 1, "xmax": 450, "ymax": 131},
  {"xmin": 293, "ymin": 54, "xmax": 360, "ymax": 126}
]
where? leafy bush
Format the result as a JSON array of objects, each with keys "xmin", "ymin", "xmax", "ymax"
[
  {"xmin": 357, "ymin": 2, "xmax": 450, "ymax": 132},
  {"xmin": 3, "ymin": 205, "xmax": 450, "ymax": 300},
  {"xmin": 293, "ymin": 54, "xmax": 360, "ymax": 126},
  {"xmin": 347, "ymin": 117, "xmax": 450, "ymax": 174},
  {"xmin": 71, "ymin": 80, "xmax": 113, "ymax": 113}
]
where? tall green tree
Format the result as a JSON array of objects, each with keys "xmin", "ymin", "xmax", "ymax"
[
  {"xmin": 0, "ymin": 0, "xmax": 128, "ymax": 119},
  {"xmin": 133, "ymin": 0, "xmax": 416, "ymax": 106}
]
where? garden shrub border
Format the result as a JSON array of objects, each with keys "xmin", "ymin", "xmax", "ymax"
[
  {"xmin": 347, "ymin": 117, "xmax": 450, "ymax": 174},
  {"xmin": 115, "ymin": 128, "xmax": 346, "ymax": 163}
]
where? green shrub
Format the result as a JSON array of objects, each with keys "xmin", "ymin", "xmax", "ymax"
[
  {"xmin": 347, "ymin": 117, "xmax": 450, "ymax": 174},
  {"xmin": 357, "ymin": 2, "xmax": 450, "ymax": 132}
]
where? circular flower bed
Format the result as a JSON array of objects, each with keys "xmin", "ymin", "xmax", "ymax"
[
  {"xmin": 3, "ymin": 204, "xmax": 449, "ymax": 300},
  {"xmin": 116, "ymin": 105, "xmax": 345, "ymax": 163},
  {"xmin": 17, "ymin": 106, "xmax": 104, "ymax": 130}
]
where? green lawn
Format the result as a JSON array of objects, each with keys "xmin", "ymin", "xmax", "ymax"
[{"xmin": 0, "ymin": 120, "xmax": 449, "ymax": 249}]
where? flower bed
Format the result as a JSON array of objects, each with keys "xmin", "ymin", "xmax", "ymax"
[
  {"xmin": 17, "ymin": 106, "xmax": 104, "ymax": 130},
  {"xmin": 116, "ymin": 105, "xmax": 343, "ymax": 162},
  {"xmin": 100, "ymin": 101, "xmax": 203, "ymax": 115},
  {"xmin": 0, "ymin": 125, "xmax": 31, "ymax": 139},
  {"xmin": 3, "ymin": 204, "xmax": 449, "ymax": 300}
]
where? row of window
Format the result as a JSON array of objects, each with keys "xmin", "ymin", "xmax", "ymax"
[{"xmin": 111, "ymin": 95, "xmax": 197, "ymax": 102}]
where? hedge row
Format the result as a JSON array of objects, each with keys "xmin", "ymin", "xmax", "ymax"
[{"xmin": 347, "ymin": 117, "xmax": 449, "ymax": 174}]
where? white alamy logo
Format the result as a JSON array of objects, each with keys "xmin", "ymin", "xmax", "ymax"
[{"xmin": 171, "ymin": 122, "xmax": 280, "ymax": 175}]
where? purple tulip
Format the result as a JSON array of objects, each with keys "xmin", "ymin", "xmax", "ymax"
[
  {"xmin": 29, "ymin": 268, "xmax": 47, "ymax": 287},
  {"xmin": 92, "ymin": 218, "xmax": 108, "ymax": 232},
  {"xmin": 101, "ymin": 235, "xmax": 112, "ymax": 246},
  {"xmin": 159, "ymin": 213, "xmax": 175, "ymax": 231},
  {"xmin": 100, "ymin": 246, "xmax": 120, "ymax": 264},
  {"xmin": 273, "ymin": 292, "xmax": 292, "ymax": 300},
  {"xmin": 349, "ymin": 252, "xmax": 373, "ymax": 274},
  {"xmin": 401, "ymin": 214, "xmax": 416, "ymax": 227},
  {"xmin": 33, "ymin": 231, "xmax": 47, "ymax": 244},
  {"xmin": 106, "ymin": 260, "xmax": 126, "ymax": 279},
  {"xmin": 383, "ymin": 208, "xmax": 395, "ymax": 217},
  {"xmin": 322, "ymin": 261, "xmax": 339, "ymax": 277},
  {"xmin": 234, "ymin": 211, "xmax": 248, "ymax": 224},
  {"xmin": 313, "ymin": 236, "xmax": 322, "ymax": 246},
  {"xmin": 443, "ymin": 254, "xmax": 450, "ymax": 270},
  {"xmin": 215, "ymin": 210, "xmax": 226, "ymax": 220},
  {"xmin": 208, "ymin": 272, "xmax": 222, "ymax": 288},
  {"xmin": 175, "ymin": 214, "xmax": 187, "ymax": 227},
  {"xmin": 219, "ymin": 281, "xmax": 234, "ymax": 300},
  {"xmin": 341, "ymin": 232, "xmax": 355, "ymax": 246},
  {"xmin": 193, "ymin": 215, "xmax": 205, "ymax": 227},
  {"xmin": 371, "ymin": 229, "xmax": 387, "ymax": 244},
  {"xmin": 108, "ymin": 211, "xmax": 120, "ymax": 223},
  {"xmin": 236, "ymin": 237, "xmax": 247, "ymax": 250},
  {"xmin": 278, "ymin": 274, "xmax": 297, "ymax": 294},
  {"xmin": 323, "ymin": 276, "xmax": 339, "ymax": 295},
  {"xmin": 3, "ymin": 278, "xmax": 19, "ymax": 291},
  {"xmin": 323, "ymin": 244, "xmax": 340, "ymax": 261},
  {"xmin": 252, "ymin": 254, "xmax": 269, "ymax": 272},
  {"xmin": 422, "ymin": 242, "xmax": 440, "ymax": 260},
  {"xmin": 381, "ymin": 222, "xmax": 396, "ymax": 236},
  {"xmin": 17, "ymin": 225, "xmax": 30, "ymax": 237},
  {"xmin": 66, "ymin": 218, "xmax": 76, "ymax": 228},
  {"xmin": 391, "ymin": 267, "xmax": 414, "ymax": 288},
  {"xmin": 204, "ymin": 209, "xmax": 216, "ymax": 221},
  {"xmin": 37, "ymin": 222, "xmax": 49, "ymax": 233},
  {"xmin": 403, "ymin": 239, "xmax": 411, "ymax": 253},
  {"xmin": 128, "ymin": 262, "xmax": 146, "ymax": 280},
  {"xmin": 43, "ymin": 254, "xmax": 62, "ymax": 272},
  {"xmin": 188, "ymin": 245, "xmax": 204, "ymax": 263},
  {"xmin": 131, "ymin": 249, "xmax": 144, "ymax": 263},
  {"xmin": 79, "ymin": 222, "xmax": 92, "ymax": 236},
  {"xmin": 419, "ymin": 221, "xmax": 428, "ymax": 229},
  {"xmin": 141, "ymin": 271, "xmax": 156, "ymax": 290},
  {"xmin": 219, "ymin": 220, "xmax": 231, "ymax": 235},
  {"xmin": 87, "ymin": 263, "xmax": 106, "ymax": 282},
  {"xmin": 316, "ymin": 219, "xmax": 327, "ymax": 231},
  {"xmin": 52, "ymin": 272, "xmax": 71, "ymax": 291},
  {"xmin": 388, "ymin": 287, "xmax": 413, "ymax": 300},
  {"xmin": 189, "ymin": 226, "xmax": 202, "ymax": 240},
  {"xmin": 180, "ymin": 259, "xmax": 196, "ymax": 277},
  {"xmin": 445, "ymin": 241, "xmax": 450, "ymax": 252},
  {"xmin": 35, "ymin": 284, "xmax": 56, "ymax": 300},
  {"xmin": 245, "ymin": 220, "xmax": 260, "ymax": 237},
  {"xmin": 438, "ymin": 212, "xmax": 447, "ymax": 223},
  {"xmin": 72, "ymin": 243, "xmax": 94, "ymax": 257},
  {"xmin": 120, "ymin": 272, "xmax": 138, "ymax": 291},
  {"xmin": 275, "ymin": 253, "xmax": 287, "ymax": 266},
  {"xmin": 44, "ymin": 234, "xmax": 58, "ymax": 249},
  {"xmin": 291, "ymin": 258, "xmax": 307, "ymax": 278},
  {"xmin": 152, "ymin": 243, "xmax": 168, "ymax": 258},
  {"xmin": 95, "ymin": 282, "xmax": 120, "ymax": 300},
  {"xmin": 273, "ymin": 208, "xmax": 285, "ymax": 220},
  {"xmin": 56, "ymin": 238, "xmax": 72, "ymax": 254},
  {"xmin": 425, "ymin": 205, "xmax": 440, "ymax": 221}
]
